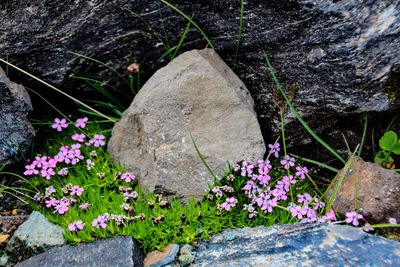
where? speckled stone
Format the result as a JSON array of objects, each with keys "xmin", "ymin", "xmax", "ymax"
[
  {"xmin": 5, "ymin": 212, "xmax": 65, "ymax": 263},
  {"xmin": 193, "ymin": 224, "xmax": 400, "ymax": 266}
]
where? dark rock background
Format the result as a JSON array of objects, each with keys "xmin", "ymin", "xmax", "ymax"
[
  {"xmin": 0, "ymin": 0, "xmax": 399, "ymax": 166},
  {"xmin": 0, "ymin": 67, "xmax": 34, "ymax": 166}
]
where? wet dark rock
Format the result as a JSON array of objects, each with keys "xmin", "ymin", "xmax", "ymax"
[
  {"xmin": 193, "ymin": 224, "xmax": 400, "ymax": 266},
  {"xmin": 0, "ymin": 67, "xmax": 34, "ymax": 166},
  {"xmin": 16, "ymin": 236, "xmax": 144, "ymax": 267},
  {"xmin": 0, "ymin": 1, "xmax": 399, "ymax": 157}
]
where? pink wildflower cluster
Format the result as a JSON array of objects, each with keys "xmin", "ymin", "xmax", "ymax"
[
  {"xmin": 68, "ymin": 220, "xmax": 85, "ymax": 232},
  {"xmin": 36, "ymin": 184, "xmax": 85, "ymax": 215},
  {"xmin": 24, "ymin": 156, "xmax": 57, "ymax": 180},
  {"xmin": 116, "ymin": 172, "xmax": 136, "ymax": 183},
  {"xmin": 288, "ymin": 193, "xmax": 325, "ymax": 222},
  {"xmin": 51, "ymin": 117, "xmax": 88, "ymax": 132},
  {"xmin": 92, "ymin": 214, "xmax": 110, "ymax": 228}
]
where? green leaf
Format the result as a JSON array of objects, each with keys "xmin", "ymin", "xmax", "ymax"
[
  {"xmin": 374, "ymin": 151, "xmax": 393, "ymax": 165},
  {"xmin": 379, "ymin": 131, "xmax": 398, "ymax": 151}
]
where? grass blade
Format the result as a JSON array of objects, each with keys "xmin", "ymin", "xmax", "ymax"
[
  {"xmin": 0, "ymin": 58, "xmax": 115, "ymax": 122},
  {"xmin": 172, "ymin": 19, "xmax": 192, "ymax": 60},
  {"xmin": 263, "ymin": 51, "xmax": 346, "ymax": 164},
  {"xmin": 290, "ymin": 154, "xmax": 339, "ymax": 173},
  {"xmin": 190, "ymin": 134, "xmax": 218, "ymax": 181},
  {"xmin": 68, "ymin": 51, "xmax": 129, "ymax": 86},
  {"xmin": 160, "ymin": 0, "xmax": 215, "ymax": 49},
  {"xmin": 324, "ymin": 145, "xmax": 359, "ymax": 212},
  {"xmin": 234, "ymin": 0, "xmax": 245, "ymax": 64},
  {"xmin": 358, "ymin": 115, "xmax": 368, "ymax": 157}
]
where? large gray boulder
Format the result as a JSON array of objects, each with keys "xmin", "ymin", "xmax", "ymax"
[
  {"xmin": 0, "ymin": 67, "xmax": 34, "ymax": 166},
  {"xmin": 108, "ymin": 49, "xmax": 265, "ymax": 200},
  {"xmin": 5, "ymin": 212, "xmax": 65, "ymax": 263},
  {"xmin": 193, "ymin": 224, "xmax": 400, "ymax": 266},
  {"xmin": 16, "ymin": 236, "xmax": 143, "ymax": 267},
  {"xmin": 1, "ymin": 1, "xmax": 399, "ymax": 159}
]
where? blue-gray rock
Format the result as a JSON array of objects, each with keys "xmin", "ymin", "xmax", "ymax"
[
  {"xmin": 16, "ymin": 236, "xmax": 144, "ymax": 267},
  {"xmin": 193, "ymin": 224, "xmax": 400, "ymax": 266},
  {"xmin": 0, "ymin": 67, "xmax": 34, "ymax": 166},
  {"xmin": 5, "ymin": 211, "xmax": 65, "ymax": 263}
]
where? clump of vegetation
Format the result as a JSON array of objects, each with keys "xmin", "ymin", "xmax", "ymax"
[{"xmin": 18, "ymin": 114, "xmax": 379, "ymax": 253}]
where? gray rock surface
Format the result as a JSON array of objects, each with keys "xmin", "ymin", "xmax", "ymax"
[
  {"xmin": 5, "ymin": 211, "xmax": 65, "ymax": 263},
  {"xmin": 331, "ymin": 156, "xmax": 400, "ymax": 225},
  {"xmin": 16, "ymin": 236, "xmax": 144, "ymax": 267},
  {"xmin": 193, "ymin": 224, "xmax": 400, "ymax": 266},
  {"xmin": 108, "ymin": 49, "xmax": 265, "ymax": 200},
  {"xmin": 0, "ymin": 67, "xmax": 34, "ymax": 166},
  {"xmin": 1, "ymin": 1, "xmax": 399, "ymax": 159}
]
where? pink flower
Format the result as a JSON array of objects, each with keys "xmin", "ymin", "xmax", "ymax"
[
  {"xmin": 92, "ymin": 214, "xmax": 109, "ymax": 228},
  {"xmin": 120, "ymin": 172, "xmax": 136, "ymax": 183},
  {"xmin": 280, "ymin": 155, "xmax": 295, "ymax": 170},
  {"xmin": 55, "ymin": 201, "xmax": 69, "ymax": 215},
  {"xmin": 23, "ymin": 164, "xmax": 39, "ymax": 176},
  {"xmin": 52, "ymin": 118, "xmax": 68, "ymax": 132},
  {"xmin": 79, "ymin": 202, "xmax": 90, "ymax": 211},
  {"xmin": 72, "ymin": 133, "xmax": 86, "ymax": 143},
  {"xmin": 268, "ymin": 142, "xmax": 280, "ymax": 158},
  {"xmin": 68, "ymin": 220, "xmax": 85, "ymax": 232},
  {"xmin": 345, "ymin": 211, "xmax": 363, "ymax": 226},
  {"xmin": 45, "ymin": 186, "xmax": 56, "ymax": 197},
  {"xmin": 220, "ymin": 197, "xmax": 238, "ymax": 211},
  {"xmin": 41, "ymin": 168, "xmax": 55, "ymax": 180},
  {"xmin": 70, "ymin": 186, "xmax": 84, "ymax": 196},
  {"xmin": 57, "ymin": 168, "xmax": 69, "ymax": 176},
  {"xmin": 45, "ymin": 198, "xmax": 59, "ymax": 208},
  {"xmin": 320, "ymin": 209, "xmax": 337, "ymax": 223},
  {"xmin": 75, "ymin": 117, "xmax": 88, "ymax": 128},
  {"xmin": 127, "ymin": 62, "xmax": 139, "ymax": 74},
  {"xmin": 295, "ymin": 166, "xmax": 308, "ymax": 179},
  {"xmin": 388, "ymin": 217, "xmax": 398, "ymax": 224},
  {"xmin": 92, "ymin": 134, "xmax": 105, "ymax": 147}
]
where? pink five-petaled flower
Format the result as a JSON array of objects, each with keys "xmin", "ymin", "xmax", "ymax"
[
  {"xmin": 92, "ymin": 214, "xmax": 109, "ymax": 228},
  {"xmin": 280, "ymin": 155, "xmax": 295, "ymax": 170},
  {"xmin": 54, "ymin": 201, "xmax": 69, "ymax": 215},
  {"xmin": 72, "ymin": 133, "xmax": 86, "ymax": 143},
  {"xmin": 87, "ymin": 134, "xmax": 106, "ymax": 147},
  {"xmin": 41, "ymin": 168, "xmax": 55, "ymax": 180},
  {"xmin": 120, "ymin": 172, "xmax": 136, "ymax": 183},
  {"xmin": 79, "ymin": 202, "xmax": 90, "ymax": 211},
  {"xmin": 75, "ymin": 117, "xmax": 88, "ymax": 128},
  {"xmin": 345, "ymin": 211, "xmax": 363, "ymax": 226},
  {"xmin": 268, "ymin": 142, "xmax": 280, "ymax": 158},
  {"xmin": 57, "ymin": 168, "xmax": 69, "ymax": 176},
  {"xmin": 320, "ymin": 209, "xmax": 337, "ymax": 224},
  {"xmin": 23, "ymin": 164, "xmax": 39, "ymax": 176},
  {"xmin": 295, "ymin": 166, "xmax": 308, "ymax": 179},
  {"xmin": 45, "ymin": 198, "xmax": 59, "ymax": 208},
  {"xmin": 52, "ymin": 118, "xmax": 68, "ymax": 132},
  {"xmin": 68, "ymin": 220, "xmax": 85, "ymax": 232},
  {"xmin": 70, "ymin": 185, "xmax": 84, "ymax": 196},
  {"xmin": 220, "ymin": 197, "xmax": 238, "ymax": 211}
]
